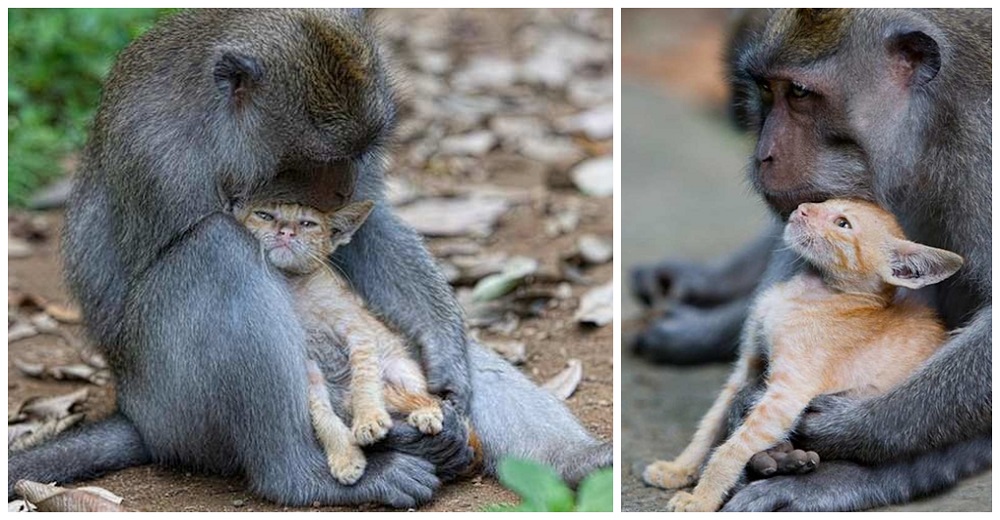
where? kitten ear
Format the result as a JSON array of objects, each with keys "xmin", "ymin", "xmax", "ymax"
[
  {"xmin": 881, "ymin": 239, "xmax": 963, "ymax": 289},
  {"xmin": 329, "ymin": 200, "xmax": 376, "ymax": 244}
]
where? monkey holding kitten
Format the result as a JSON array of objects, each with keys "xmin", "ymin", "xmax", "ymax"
[
  {"xmin": 643, "ymin": 199, "xmax": 963, "ymax": 512},
  {"xmin": 11, "ymin": 10, "xmax": 610, "ymax": 507},
  {"xmin": 237, "ymin": 199, "xmax": 451, "ymax": 485}
]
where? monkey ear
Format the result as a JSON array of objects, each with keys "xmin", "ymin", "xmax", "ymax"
[
  {"xmin": 328, "ymin": 200, "xmax": 375, "ymax": 244},
  {"xmin": 881, "ymin": 239, "xmax": 963, "ymax": 289},
  {"xmin": 213, "ymin": 52, "xmax": 264, "ymax": 105},
  {"xmin": 887, "ymin": 30, "xmax": 941, "ymax": 88}
]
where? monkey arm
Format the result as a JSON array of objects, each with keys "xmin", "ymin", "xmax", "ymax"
[
  {"xmin": 795, "ymin": 305, "xmax": 992, "ymax": 464},
  {"xmin": 333, "ymin": 202, "xmax": 472, "ymax": 414}
]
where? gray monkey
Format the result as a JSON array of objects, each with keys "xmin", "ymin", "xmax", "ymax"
[{"xmin": 8, "ymin": 9, "xmax": 611, "ymax": 508}]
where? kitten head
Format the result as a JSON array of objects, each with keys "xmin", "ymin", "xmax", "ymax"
[
  {"xmin": 783, "ymin": 199, "xmax": 963, "ymax": 293},
  {"xmin": 237, "ymin": 200, "xmax": 375, "ymax": 274}
]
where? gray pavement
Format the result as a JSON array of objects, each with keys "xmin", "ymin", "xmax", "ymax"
[{"xmin": 620, "ymin": 81, "xmax": 991, "ymax": 512}]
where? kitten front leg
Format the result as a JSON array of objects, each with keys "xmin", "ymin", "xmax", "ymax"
[
  {"xmin": 306, "ymin": 360, "xmax": 367, "ymax": 485},
  {"xmin": 669, "ymin": 373, "xmax": 814, "ymax": 512},
  {"xmin": 643, "ymin": 354, "xmax": 758, "ymax": 490},
  {"xmin": 349, "ymin": 332, "xmax": 393, "ymax": 446}
]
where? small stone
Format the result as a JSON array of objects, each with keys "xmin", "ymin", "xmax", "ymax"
[
  {"xmin": 439, "ymin": 131, "xmax": 497, "ymax": 157},
  {"xmin": 453, "ymin": 56, "xmax": 518, "ymax": 91},
  {"xmin": 232, "ymin": 499, "xmax": 245, "ymax": 508},
  {"xmin": 570, "ymin": 156, "xmax": 614, "ymax": 197},
  {"xmin": 577, "ymin": 234, "xmax": 613, "ymax": 264},
  {"xmin": 558, "ymin": 104, "xmax": 613, "ymax": 141}
]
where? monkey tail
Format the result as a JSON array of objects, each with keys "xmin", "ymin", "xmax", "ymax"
[{"xmin": 8, "ymin": 412, "xmax": 150, "ymax": 500}]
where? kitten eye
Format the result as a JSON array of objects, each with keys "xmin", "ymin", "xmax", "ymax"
[
  {"xmin": 789, "ymin": 82, "xmax": 811, "ymax": 99},
  {"xmin": 835, "ymin": 217, "xmax": 852, "ymax": 229},
  {"xmin": 300, "ymin": 220, "xmax": 318, "ymax": 228},
  {"xmin": 254, "ymin": 211, "xmax": 274, "ymax": 221}
]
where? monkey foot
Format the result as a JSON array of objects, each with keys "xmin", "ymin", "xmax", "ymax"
[
  {"xmin": 642, "ymin": 460, "xmax": 697, "ymax": 489},
  {"xmin": 748, "ymin": 442, "xmax": 820, "ymax": 478},
  {"xmin": 328, "ymin": 446, "xmax": 367, "ymax": 485},
  {"xmin": 408, "ymin": 407, "xmax": 443, "ymax": 435},
  {"xmin": 667, "ymin": 490, "xmax": 719, "ymax": 512},
  {"xmin": 353, "ymin": 410, "xmax": 393, "ymax": 446}
]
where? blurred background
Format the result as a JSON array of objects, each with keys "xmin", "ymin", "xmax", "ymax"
[
  {"xmin": 8, "ymin": 8, "xmax": 612, "ymax": 512},
  {"xmin": 620, "ymin": 8, "xmax": 989, "ymax": 512}
]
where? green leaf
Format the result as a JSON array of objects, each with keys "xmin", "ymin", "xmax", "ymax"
[
  {"xmin": 496, "ymin": 458, "xmax": 575, "ymax": 512},
  {"xmin": 575, "ymin": 468, "xmax": 613, "ymax": 512}
]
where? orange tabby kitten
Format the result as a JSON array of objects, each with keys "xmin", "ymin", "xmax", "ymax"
[
  {"xmin": 642, "ymin": 199, "xmax": 964, "ymax": 512},
  {"xmin": 238, "ymin": 200, "xmax": 443, "ymax": 485}
]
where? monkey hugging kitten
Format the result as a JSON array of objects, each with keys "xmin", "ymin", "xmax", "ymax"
[
  {"xmin": 237, "ymin": 199, "xmax": 459, "ymax": 485},
  {"xmin": 643, "ymin": 199, "xmax": 963, "ymax": 512}
]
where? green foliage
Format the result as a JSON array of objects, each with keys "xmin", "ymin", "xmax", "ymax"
[
  {"xmin": 484, "ymin": 458, "xmax": 613, "ymax": 512},
  {"xmin": 8, "ymin": 8, "xmax": 175, "ymax": 205}
]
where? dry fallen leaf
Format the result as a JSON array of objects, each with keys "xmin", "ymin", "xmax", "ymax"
[
  {"xmin": 12, "ymin": 388, "xmax": 89, "ymax": 423},
  {"xmin": 542, "ymin": 359, "xmax": 583, "ymax": 400},
  {"xmin": 44, "ymin": 303, "xmax": 82, "ymax": 324},
  {"xmin": 14, "ymin": 480, "xmax": 127, "ymax": 512},
  {"xmin": 8, "ymin": 414, "xmax": 85, "ymax": 452},
  {"xmin": 484, "ymin": 340, "xmax": 527, "ymax": 365},
  {"xmin": 396, "ymin": 194, "xmax": 511, "ymax": 237}
]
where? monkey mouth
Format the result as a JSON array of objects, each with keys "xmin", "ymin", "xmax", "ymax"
[{"xmin": 762, "ymin": 188, "xmax": 831, "ymax": 219}]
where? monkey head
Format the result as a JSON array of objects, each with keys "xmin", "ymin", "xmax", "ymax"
[
  {"xmin": 730, "ymin": 9, "xmax": 944, "ymax": 217},
  {"xmin": 210, "ymin": 9, "xmax": 396, "ymax": 212}
]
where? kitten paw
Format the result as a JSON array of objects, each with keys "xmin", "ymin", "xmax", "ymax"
[
  {"xmin": 328, "ymin": 446, "xmax": 367, "ymax": 485},
  {"xmin": 407, "ymin": 406, "xmax": 444, "ymax": 435},
  {"xmin": 353, "ymin": 410, "xmax": 393, "ymax": 446},
  {"xmin": 667, "ymin": 490, "xmax": 718, "ymax": 512},
  {"xmin": 642, "ymin": 460, "xmax": 697, "ymax": 489}
]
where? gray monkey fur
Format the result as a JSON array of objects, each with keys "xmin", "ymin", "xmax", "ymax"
[{"xmin": 8, "ymin": 9, "xmax": 610, "ymax": 507}]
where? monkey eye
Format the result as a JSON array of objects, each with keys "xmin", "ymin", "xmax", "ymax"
[
  {"xmin": 835, "ymin": 217, "xmax": 852, "ymax": 229},
  {"xmin": 254, "ymin": 211, "xmax": 274, "ymax": 221},
  {"xmin": 300, "ymin": 220, "xmax": 318, "ymax": 228},
  {"xmin": 789, "ymin": 82, "xmax": 811, "ymax": 99}
]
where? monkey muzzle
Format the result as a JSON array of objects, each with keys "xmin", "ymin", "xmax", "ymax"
[{"xmin": 257, "ymin": 159, "xmax": 358, "ymax": 212}]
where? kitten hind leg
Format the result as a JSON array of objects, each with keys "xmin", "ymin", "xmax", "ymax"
[
  {"xmin": 306, "ymin": 360, "xmax": 366, "ymax": 485},
  {"xmin": 382, "ymin": 356, "xmax": 443, "ymax": 435},
  {"xmin": 384, "ymin": 384, "xmax": 444, "ymax": 435}
]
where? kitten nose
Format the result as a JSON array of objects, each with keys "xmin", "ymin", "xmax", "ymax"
[{"xmin": 278, "ymin": 226, "xmax": 296, "ymax": 237}]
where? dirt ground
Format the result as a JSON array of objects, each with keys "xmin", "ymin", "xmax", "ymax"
[{"xmin": 7, "ymin": 8, "xmax": 612, "ymax": 512}]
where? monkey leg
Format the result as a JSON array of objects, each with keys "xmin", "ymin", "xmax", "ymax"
[
  {"xmin": 632, "ymin": 298, "xmax": 749, "ymax": 364},
  {"xmin": 630, "ymin": 226, "xmax": 776, "ymax": 308},
  {"xmin": 463, "ymin": 341, "xmax": 612, "ymax": 487},
  {"xmin": 120, "ymin": 215, "xmax": 438, "ymax": 508}
]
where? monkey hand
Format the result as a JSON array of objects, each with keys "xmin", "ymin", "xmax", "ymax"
[
  {"xmin": 382, "ymin": 401, "xmax": 474, "ymax": 482},
  {"xmin": 424, "ymin": 353, "xmax": 472, "ymax": 416},
  {"xmin": 794, "ymin": 393, "xmax": 888, "ymax": 464}
]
